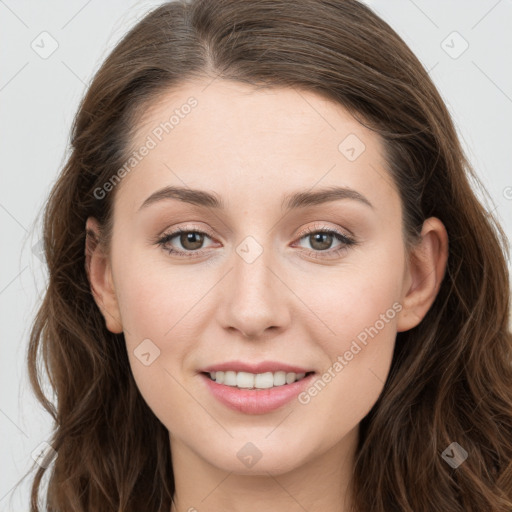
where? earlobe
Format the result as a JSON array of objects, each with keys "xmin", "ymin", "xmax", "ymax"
[
  {"xmin": 396, "ymin": 217, "xmax": 449, "ymax": 333},
  {"xmin": 85, "ymin": 217, "xmax": 123, "ymax": 334}
]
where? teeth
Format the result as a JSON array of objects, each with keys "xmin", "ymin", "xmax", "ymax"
[{"xmin": 207, "ymin": 370, "xmax": 309, "ymax": 389}]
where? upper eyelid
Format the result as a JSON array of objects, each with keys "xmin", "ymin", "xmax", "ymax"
[
  {"xmin": 158, "ymin": 225, "xmax": 355, "ymax": 249},
  {"xmin": 160, "ymin": 232, "xmax": 354, "ymax": 265},
  {"xmin": 159, "ymin": 224, "xmax": 351, "ymax": 239}
]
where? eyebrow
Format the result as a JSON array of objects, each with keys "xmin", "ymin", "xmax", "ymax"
[{"xmin": 137, "ymin": 185, "xmax": 373, "ymax": 212}]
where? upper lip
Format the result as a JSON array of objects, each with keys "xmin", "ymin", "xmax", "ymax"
[{"xmin": 200, "ymin": 360, "xmax": 315, "ymax": 374}]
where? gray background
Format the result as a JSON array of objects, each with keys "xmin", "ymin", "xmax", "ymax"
[{"xmin": 1, "ymin": 1, "xmax": 511, "ymax": 509}]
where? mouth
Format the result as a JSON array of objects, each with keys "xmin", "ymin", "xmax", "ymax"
[
  {"xmin": 201, "ymin": 370, "xmax": 315, "ymax": 390},
  {"xmin": 200, "ymin": 370, "xmax": 316, "ymax": 415}
]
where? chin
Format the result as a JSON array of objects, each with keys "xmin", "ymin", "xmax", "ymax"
[{"xmin": 199, "ymin": 439, "xmax": 313, "ymax": 476}]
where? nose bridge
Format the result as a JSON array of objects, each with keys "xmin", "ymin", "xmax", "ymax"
[
  {"xmin": 235, "ymin": 234, "xmax": 274, "ymax": 298},
  {"xmin": 220, "ymin": 231, "xmax": 290, "ymax": 338}
]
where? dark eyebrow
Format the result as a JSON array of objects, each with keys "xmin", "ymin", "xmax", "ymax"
[
  {"xmin": 138, "ymin": 186, "xmax": 225, "ymax": 211},
  {"xmin": 282, "ymin": 186, "xmax": 373, "ymax": 210},
  {"xmin": 137, "ymin": 185, "xmax": 373, "ymax": 212}
]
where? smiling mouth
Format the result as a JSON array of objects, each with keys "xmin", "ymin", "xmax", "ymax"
[{"xmin": 201, "ymin": 370, "xmax": 315, "ymax": 390}]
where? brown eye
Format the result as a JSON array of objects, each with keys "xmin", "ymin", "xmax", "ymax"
[
  {"xmin": 179, "ymin": 231, "xmax": 205, "ymax": 251},
  {"xmin": 308, "ymin": 232, "xmax": 335, "ymax": 251},
  {"xmin": 156, "ymin": 228, "xmax": 215, "ymax": 257},
  {"xmin": 293, "ymin": 225, "xmax": 357, "ymax": 260}
]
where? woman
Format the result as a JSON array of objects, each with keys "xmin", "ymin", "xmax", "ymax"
[{"xmin": 26, "ymin": 0, "xmax": 512, "ymax": 510}]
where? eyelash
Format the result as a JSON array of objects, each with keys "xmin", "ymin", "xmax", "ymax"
[{"xmin": 155, "ymin": 223, "xmax": 357, "ymax": 260}]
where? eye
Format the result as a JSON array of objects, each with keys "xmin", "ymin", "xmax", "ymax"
[
  {"xmin": 154, "ymin": 223, "xmax": 358, "ymax": 260},
  {"xmin": 293, "ymin": 223, "xmax": 357, "ymax": 259},
  {"xmin": 155, "ymin": 227, "xmax": 216, "ymax": 258}
]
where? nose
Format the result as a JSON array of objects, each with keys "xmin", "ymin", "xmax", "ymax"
[{"xmin": 218, "ymin": 240, "xmax": 292, "ymax": 340}]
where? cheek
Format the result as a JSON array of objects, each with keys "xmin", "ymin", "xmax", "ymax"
[
  {"xmin": 294, "ymin": 243, "xmax": 403, "ymax": 420},
  {"xmin": 111, "ymin": 253, "xmax": 202, "ymax": 421},
  {"xmin": 113, "ymin": 247, "xmax": 204, "ymax": 342},
  {"xmin": 304, "ymin": 241, "xmax": 404, "ymax": 353},
  {"xmin": 298, "ymin": 316, "xmax": 397, "ymax": 415}
]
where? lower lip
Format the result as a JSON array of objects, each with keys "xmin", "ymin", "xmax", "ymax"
[{"xmin": 200, "ymin": 372, "xmax": 315, "ymax": 415}]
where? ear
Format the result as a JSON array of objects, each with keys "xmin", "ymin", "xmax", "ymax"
[
  {"xmin": 85, "ymin": 217, "xmax": 123, "ymax": 333},
  {"xmin": 396, "ymin": 217, "xmax": 449, "ymax": 332}
]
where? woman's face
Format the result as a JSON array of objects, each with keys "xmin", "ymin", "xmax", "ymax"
[{"xmin": 88, "ymin": 80, "xmax": 442, "ymax": 475}]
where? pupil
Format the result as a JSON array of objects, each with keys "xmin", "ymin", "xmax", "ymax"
[
  {"xmin": 311, "ymin": 233, "xmax": 332, "ymax": 251},
  {"xmin": 181, "ymin": 232, "xmax": 204, "ymax": 250}
]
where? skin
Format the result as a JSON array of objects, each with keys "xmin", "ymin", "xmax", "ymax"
[{"xmin": 86, "ymin": 79, "xmax": 448, "ymax": 512}]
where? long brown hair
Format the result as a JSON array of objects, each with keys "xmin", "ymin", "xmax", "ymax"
[{"xmin": 24, "ymin": 0, "xmax": 512, "ymax": 510}]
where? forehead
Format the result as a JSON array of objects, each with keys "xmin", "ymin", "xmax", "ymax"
[{"xmin": 116, "ymin": 79, "xmax": 398, "ymax": 215}]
